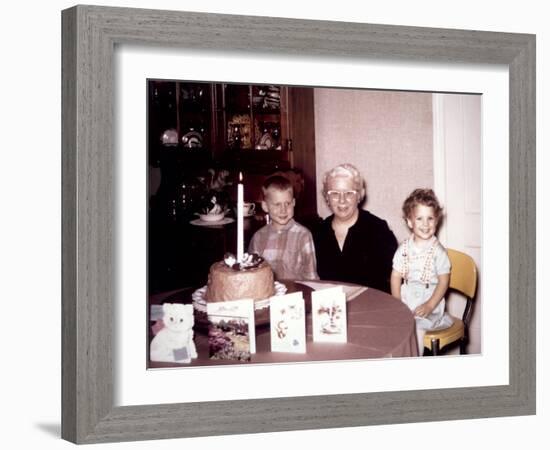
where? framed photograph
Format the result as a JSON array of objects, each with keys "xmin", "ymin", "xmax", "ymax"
[{"xmin": 62, "ymin": 5, "xmax": 535, "ymax": 444}]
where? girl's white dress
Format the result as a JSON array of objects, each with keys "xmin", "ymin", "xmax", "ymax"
[{"xmin": 392, "ymin": 236, "xmax": 453, "ymax": 331}]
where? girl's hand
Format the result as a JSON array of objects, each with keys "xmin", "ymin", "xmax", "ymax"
[
  {"xmin": 414, "ymin": 301, "xmax": 435, "ymax": 319},
  {"xmin": 415, "ymin": 274, "xmax": 450, "ymax": 318}
]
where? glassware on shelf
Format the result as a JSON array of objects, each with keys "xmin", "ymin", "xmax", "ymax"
[
  {"xmin": 253, "ymin": 85, "xmax": 281, "ymax": 111},
  {"xmin": 181, "ymin": 128, "xmax": 204, "ymax": 149},
  {"xmin": 227, "ymin": 114, "xmax": 251, "ymax": 149},
  {"xmin": 160, "ymin": 128, "xmax": 179, "ymax": 146}
]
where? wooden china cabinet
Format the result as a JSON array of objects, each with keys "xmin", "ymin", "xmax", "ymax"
[{"xmin": 148, "ymin": 80, "xmax": 317, "ymax": 293}]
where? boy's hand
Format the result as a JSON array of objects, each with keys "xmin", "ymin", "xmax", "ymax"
[{"xmin": 414, "ymin": 301, "xmax": 435, "ymax": 318}]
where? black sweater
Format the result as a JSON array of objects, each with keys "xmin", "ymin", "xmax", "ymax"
[{"xmin": 313, "ymin": 209, "xmax": 398, "ymax": 293}]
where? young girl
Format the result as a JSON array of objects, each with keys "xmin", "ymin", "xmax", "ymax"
[{"xmin": 390, "ymin": 189, "xmax": 453, "ymax": 355}]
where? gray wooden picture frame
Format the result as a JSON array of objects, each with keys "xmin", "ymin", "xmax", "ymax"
[{"xmin": 61, "ymin": 4, "xmax": 536, "ymax": 444}]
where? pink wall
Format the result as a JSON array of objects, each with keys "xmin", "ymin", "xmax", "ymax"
[{"xmin": 314, "ymin": 88, "xmax": 434, "ymax": 242}]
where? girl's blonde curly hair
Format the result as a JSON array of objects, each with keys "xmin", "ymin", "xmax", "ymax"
[{"xmin": 402, "ymin": 188, "xmax": 443, "ymax": 220}]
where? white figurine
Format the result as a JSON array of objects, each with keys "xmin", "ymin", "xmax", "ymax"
[{"xmin": 150, "ymin": 303, "xmax": 198, "ymax": 363}]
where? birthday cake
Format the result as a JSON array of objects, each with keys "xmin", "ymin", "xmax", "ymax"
[
  {"xmin": 205, "ymin": 258, "xmax": 275, "ymax": 303},
  {"xmin": 192, "ymin": 253, "xmax": 286, "ymax": 322}
]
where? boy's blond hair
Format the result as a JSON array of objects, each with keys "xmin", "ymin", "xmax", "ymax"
[{"xmin": 262, "ymin": 175, "xmax": 293, "ymax": 199}]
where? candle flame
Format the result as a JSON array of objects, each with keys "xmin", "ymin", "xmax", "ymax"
[{"xmin": 239, "ymin": 172, "xmax": 243, "ymax": 182}]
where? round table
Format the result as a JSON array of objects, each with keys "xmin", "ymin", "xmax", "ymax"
[{"xmin": 148, "ymin": 280, "xmax": 418, "ymax": 368}]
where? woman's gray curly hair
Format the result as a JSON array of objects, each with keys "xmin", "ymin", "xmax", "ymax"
[{"xmin": 322, "ymin": 163, "xmax": 366, "ymax": 202}]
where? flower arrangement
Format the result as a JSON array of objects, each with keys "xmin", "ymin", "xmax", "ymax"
[{"xmin": 195, "ymin": 168, "xmax": 232, "ymax": 215}]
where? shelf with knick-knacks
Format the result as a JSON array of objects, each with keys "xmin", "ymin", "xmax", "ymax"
[
  {"xmin": 149, "ymin": 80, "xmax": 290, "ymax": 162},
  {"xmin": 223, "ymin": 84, "xmax": 285, "ymax": 152},
  {"xmin": 148, "ymin": 79, "xmax": 317, "ymax": 214}
]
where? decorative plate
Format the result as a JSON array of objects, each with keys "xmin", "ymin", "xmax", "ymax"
[
  {"xmin": 258, "ymin": 133, "xmax": 274, "ymax": 150},
  {"xmin": 190, "ymin": 217, "xmax": 234, "ymax": 227},
  {"xmin": 181, "ymin": 130, "xmax": 203, "ymax": 148},
  {"xmin": 192, "ymin": 281, "xmax": 287, "ymax": 312}
]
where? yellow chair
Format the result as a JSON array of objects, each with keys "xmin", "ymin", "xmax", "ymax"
[{"xmin": 423, "ymin": 249, "xmax": 477, "ymax": 356}]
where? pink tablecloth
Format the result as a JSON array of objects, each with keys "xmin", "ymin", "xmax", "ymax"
[{"xmin": 149, "ymin": 280, "xmax": 418, "ymax": 368}]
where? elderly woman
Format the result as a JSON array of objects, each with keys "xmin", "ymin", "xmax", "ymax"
[{"xmin": 313, "ymin": 163, "xmax": 397, "ymax": 293}]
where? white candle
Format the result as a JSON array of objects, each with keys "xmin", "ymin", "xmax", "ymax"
[{"xmin": 237, "ymin": 172, "xmax": 244, "ymax": 262}]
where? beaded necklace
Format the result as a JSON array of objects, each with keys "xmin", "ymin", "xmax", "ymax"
[{"xmin": 401, "ymin": 236, "xmax": 437, "ymax": 289}]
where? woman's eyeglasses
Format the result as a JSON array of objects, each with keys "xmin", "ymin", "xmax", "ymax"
[{"xmin": 327, "ymin": 190, "xmax": 358, "ymax": 202}]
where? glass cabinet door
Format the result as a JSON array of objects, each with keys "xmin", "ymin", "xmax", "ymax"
[
  {"xmin": 251, "ymin": 85, "xmax": 283, "ymax": 151},
  {"xmin": 177, "ymin": 82, "xmax": 213, "ymax": 150},
  {"xmin": 224, "ymin": 84, "xmax": 252, "ymax": 150},
  {"xmin": 222, "ymin": 83, "xmax": 287, "ymax": 160}
]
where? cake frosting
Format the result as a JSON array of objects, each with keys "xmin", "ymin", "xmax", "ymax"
[{"xmin": 204, "ymin": 259, "xmax": 275, "ymax": 303}]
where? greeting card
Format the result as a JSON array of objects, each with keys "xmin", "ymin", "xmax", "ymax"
[
  {"xmin": 269, "ymin": 292, "xmax": 306, "ymax": 353},
  {"xmin": 207, "ymin": 299, "xmax": 255, "ymax": 361},
  {"xmin": 311, "ymin": 286, "xmax": 347, "ymax": 343}
]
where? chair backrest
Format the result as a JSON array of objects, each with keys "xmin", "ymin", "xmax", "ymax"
[{"xmin": 447, "ymin": 249, "xmax": 477, "ymax": 299}]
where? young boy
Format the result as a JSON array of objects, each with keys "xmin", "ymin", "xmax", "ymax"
[{"xmin": 249, "ymin": 175, "xmax": 319, "ymax": 280}]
